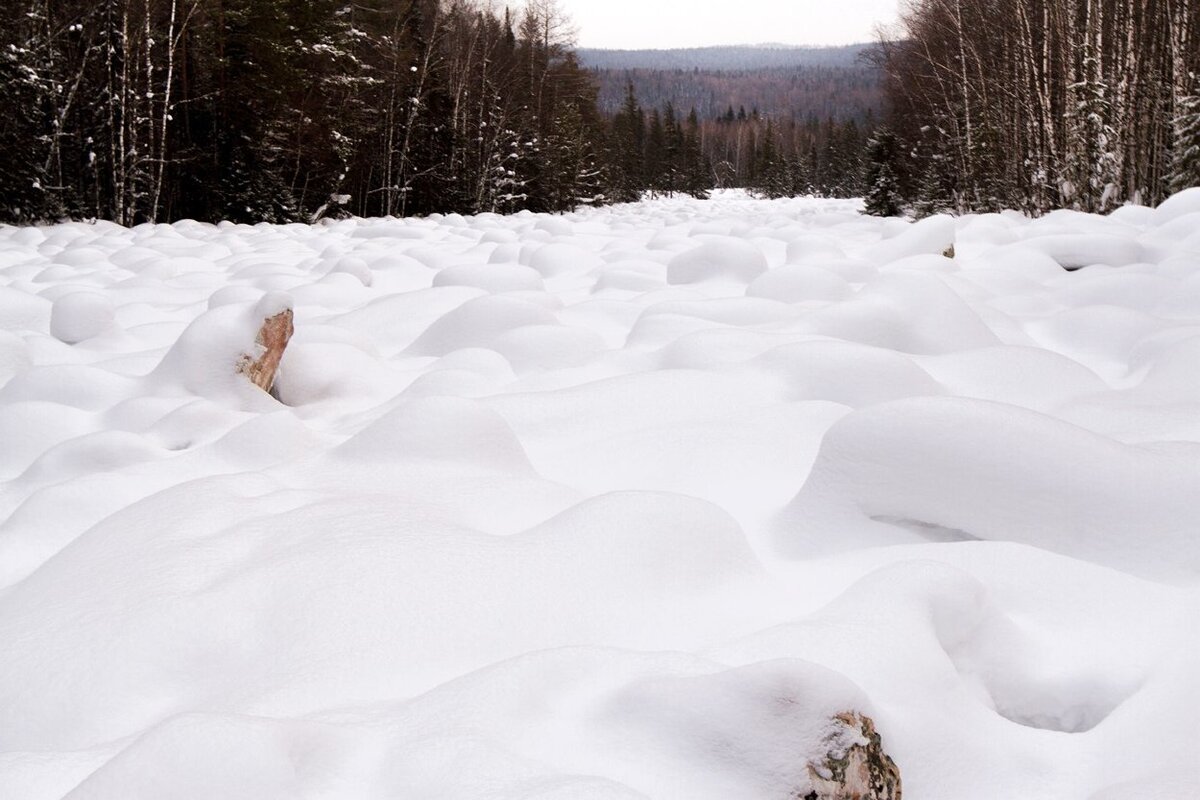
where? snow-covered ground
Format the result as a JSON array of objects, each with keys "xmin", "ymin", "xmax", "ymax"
[{"xmin": 2, "ymin": 190, "xmax": 1199, "ymax": 799}]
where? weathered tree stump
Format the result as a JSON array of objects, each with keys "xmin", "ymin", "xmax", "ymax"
[{"xmin": 236, "ymin": 308, "xmax": 294, "ymax": 396}]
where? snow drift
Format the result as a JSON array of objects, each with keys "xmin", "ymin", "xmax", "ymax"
[{"xmin": 1, "ymin": 190, "xmax": 1199, "ymax": 799}]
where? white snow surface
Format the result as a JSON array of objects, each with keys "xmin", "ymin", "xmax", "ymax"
[{"xmin": 2, "ymin": 190, "xmax": 1199, "ymax": 799}]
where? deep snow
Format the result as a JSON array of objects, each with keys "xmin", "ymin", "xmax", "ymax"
[{"xmin": 1, "ymin": 190, "xmax": 1200, "ymax": 799}]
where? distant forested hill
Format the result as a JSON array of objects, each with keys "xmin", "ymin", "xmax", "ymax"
[
  {"xmin": 579, "ymin": 45, "xmax": 881, "ymax": 122},
  {"xmin": 577, "ymin": 44, "xmax": 868, "ymax": 71},
  {"xmin": 580, "ymin": 44, "xmax": 885, "ymax": 197}
]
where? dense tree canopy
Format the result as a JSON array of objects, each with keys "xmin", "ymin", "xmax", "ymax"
[
  {"xmin": 0, "ymin": 2, "xmax": 888, "ymax": 224},
  {"xmin": 0, "ymin": 0, "xmax": 614, "ymax": 224}
]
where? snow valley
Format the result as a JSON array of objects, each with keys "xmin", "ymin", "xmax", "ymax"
[{"xmin": 1, "ymin": 191, "xmax": 1199, "ymax": 798}]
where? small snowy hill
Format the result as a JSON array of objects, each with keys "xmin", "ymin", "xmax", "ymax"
[{"xmin": 1, "ymin": 190, "xmax": 1200, "ymax": 799}]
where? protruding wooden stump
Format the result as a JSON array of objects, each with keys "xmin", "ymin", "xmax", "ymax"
[{"xmin": 237, "ymin": 308, "xmax": 294, "ymax": 396}]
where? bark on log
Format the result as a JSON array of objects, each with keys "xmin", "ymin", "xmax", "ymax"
[{"xmin": 237, "ymin": 309, "xmax": 294, "ymax": 396}]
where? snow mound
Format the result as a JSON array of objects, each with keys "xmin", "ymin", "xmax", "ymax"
[
  {"xmin": 0, "ymin": 330, "xmax": 32, "ymax": 387},
  {"xmin": 779, "ymin": 397, "xmax": 1200, "ymax": 580},
  {"xmin": 433, "ymin": 263, "xmax": 544, "ymax": 293},
  {"xmin": 1, "ymin": 191, "xmax": 1199, "ymax": 800},
  {"xmin": 49, "ymin": 292, "xmax": 116, "ymax": 344},
  {"xmin": 1151, "ymin": 186, "xmax": 1200, "ymax": 224},
  {"xmin": 151, "ymin": 292, "xmax": 293, "ymax": 408},
  {"xmin": 1019, "ymin": 234, "xmax": 1145, "ymax": 270},
  {"xmin": 667, "ymin": 237, "xmax": 768, "ymax": 284},
  {"xmin": 528, "ymin": 243, "xmax": 605, "ymax": 277},
  {"xmin": 864, "ymin": 214, "xmax": 956, "ymax": 264},
  {"xmin": 336, "ymin": 396, "xmax": 535, "ymax": 474},
  {"xmin": 325, "ymin": 255, "xmax": 373, "ymax": 286},
  {"xmin": 800, "ymin": 271, "xmax": 1000, "ymax": 354},
  {"xmin": 747, "ymin": 264, "xmax": 853, "ymax": 303},
  {"xmin": 605, "ymin": 660, "xmax": 870, "ymax": 798},
  {"xmin": 406, "ymin": 295, "xmax": 559, "ymax": 356}
]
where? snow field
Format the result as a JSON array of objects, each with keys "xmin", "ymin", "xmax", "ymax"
[{"xmin": 1, "ymin": 190, "xmax": 1199, "ymax": 798}]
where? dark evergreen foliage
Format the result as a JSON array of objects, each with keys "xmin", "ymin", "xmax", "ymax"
[
  {"xmin": 863, "ymin": 128, "xmax": 904, "ymax": 217},
  {"xmin": 0, "ymin": 0, "xmax": 896, "ymax": 224},
  {"xmin": 0, "ymin": 0, "xmax": 615, "ymax": 224}
]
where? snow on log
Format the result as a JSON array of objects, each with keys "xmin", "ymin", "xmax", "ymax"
[{"xmin": 805, "ymin": 712, "xmax": 902, "ymax": 800}]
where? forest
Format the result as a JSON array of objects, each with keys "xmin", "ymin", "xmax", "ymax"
[
  {"xmin": 0, "ymin": 0, "xmax": 617, "ymax": 224},
  {"xmin": 2, "ymin": 0, "xmax": 1199, "ymax": 225},
  {"xmin": 0, "ymin": 0, "xmax": 884, "ymax": 226},
  {"xmin": 874, "ymin": 0, "xmax": 1200, "ymax": 215},
  {"xmin": 582, "ymin": 47, "xmax": 878, "ymax": 122},
  {"xmin": 577, "ymin": 44, "xmax": 869, "ymax": 72},
  {"xmin": 585, "ymin": 45, "xmax": 882, "ymax": 195}
]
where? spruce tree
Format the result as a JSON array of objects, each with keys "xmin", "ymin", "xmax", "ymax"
[
  {"xmin": 752, "ymin": 120, "xmax": 790, "ymax": 198},
  {"xmin": 682, "ymin": 108, "xmax": 711, "ymax": 199},
  {"xmin": 609, "ymin": 82, "xmax": 645, "ymax": 202},
  {"xmin": 911, "ymin": 122, "xmax": 959, "ymax": 217},
  {"xmin": 863, "ymin": 129, "xmax": 905, "ymax": 217},
  {"xmin": 662, "ymin": 102, "xmax": 681, "ymax": 195},
  {"xmin": 644, "ymin": 109, "xmax": 666, "ymax": 195}
]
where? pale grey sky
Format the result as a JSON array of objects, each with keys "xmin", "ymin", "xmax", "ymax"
[{"xmin": 558, "ymin": 0, "xmax": 903, "ymax": 49}]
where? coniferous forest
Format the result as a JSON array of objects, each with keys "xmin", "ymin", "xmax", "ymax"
[
  {"xmin": 0, "ymin": 0, "xmax": 880, "ymax": 226},
  {"xmin": 0, "ymin": 0, "xmax": 620, "ymax": 224},
  {"xmin": 2, "ymin": 0, "xmax": 1199, "ymax": 225},
  {"xmin": 584, "ymin": 44, "xmax": 883, "ymax": 196}
]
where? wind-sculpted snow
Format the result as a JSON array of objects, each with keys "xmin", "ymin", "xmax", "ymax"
[{"xmin": 1, "ymin": 190, "xmax": 1199, "ymax": 799}]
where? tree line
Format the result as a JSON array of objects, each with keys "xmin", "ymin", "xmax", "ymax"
[
  {"xmin": 602, "ymin": 86, "xmax": 877, "ymax": 202},
  {"xmin": 710, "ymin": 112, "xmax": 872, "ymax": 197},
  {"xmin": 0, "ymin": 0, "xmax": 614, "ymax": 224},
  {"xmin": 0, "ymin": 0, "xmax": 904, "ymax": 227},
  {"xmin": 578, "ymin": 44, "xmax": 869, "ymax": 72},
  {"xmin": 589, "ymin": 65, "xmax": 880, "ymax": 123},
  {"xmin": 872, "ymin": 0, "xmax": 1200, "ymax": 215}
]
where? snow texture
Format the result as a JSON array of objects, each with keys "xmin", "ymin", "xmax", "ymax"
[{"xmin": 2, "ymin": 189, "xmax": 1200, "ymax": 799}]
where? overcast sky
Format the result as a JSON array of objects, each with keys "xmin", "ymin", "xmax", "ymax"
[{"xmin": 557, "ymin": 0, "xmax": 903, "ymax": 49}]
